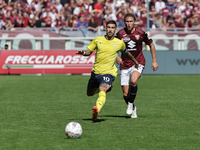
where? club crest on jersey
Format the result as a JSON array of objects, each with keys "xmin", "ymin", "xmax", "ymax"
[
  {"xmin": 135, "ymin": 35, "xmax": 140, "ymax": 40},
  {"xmin": 113, "ymin": 43, "xmax": 116, "ymax": 47},
  {"xmin": 122, "ymin": 37, "xmax": 130, "ymax": 42}
]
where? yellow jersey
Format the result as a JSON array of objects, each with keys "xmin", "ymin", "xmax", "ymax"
[{"xmin": 87, "ymin": 36, "xmax": 126, "ymax": 77}]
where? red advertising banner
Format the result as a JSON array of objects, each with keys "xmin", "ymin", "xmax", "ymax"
[{"xmin": 0, "ymin": 50, "xmax": 95, "ymax": 74}]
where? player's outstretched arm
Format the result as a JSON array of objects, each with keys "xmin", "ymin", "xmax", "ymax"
[
  {"xmin": 123, "ymin": 51, "xmax": 139, "ymax": 69},
  {"xmin": 76, "ymin": 50, "xmax": 92, "ymax": 56},
  {"xmin": 149, "ymin": 43, "xmax": 158, "ymax": 71}
]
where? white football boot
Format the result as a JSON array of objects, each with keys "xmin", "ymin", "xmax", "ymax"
[
  {"xmin": 126, "ymin": 102, "xmax": 133, "ymax": 115},
  {"xmin": 131, "ymin": 106, "xmax": 137, "ymax": 118}
]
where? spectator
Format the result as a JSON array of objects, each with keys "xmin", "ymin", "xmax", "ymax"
[
  {"xmin": 16, "ymin": 1, "xmax": 23, "ymax": 14},
  {"xmin": 106, "ymin": 0, "xmax": 116, "ymax": 14},
  {"xmin": 43, "ymin": 7, "xmax": 53, "ymax": 18},
  {"xmin": 182, "ymin": 2, "xmax": 193, "ymax": 22},
  {"xmin": 88, "ymin": 17, "xmax": 98, "ymax": 32},
  {"xmin": 46, "ymin": 0, "xmax": 53, "ymax": 9},
  {"xmin": 76, "ymin": 16, "xmax": 87, "ymax": 37},
  {"xmin": 115, "ymin": 4, "xmax": 125, "ymax": 26},
  {"xmin": 29, "ymin": 7, "xmax": 38, "ymax": 19},
  {"xmin": 5, "ymin": 17, "xmax": 13, "ymax": 30},
  {"xmin": 60, "ymin": 0, "xmax": 69, "ymax": 7},
  {"xmin": 104, "ymin": 9, "xmax": 117, "ymax": 22},
  {"xmin": 194, "ymin": 3, "xmax": 200, "ymax": 18},
  {"xmin": 22, "ymin": 11, "xmax": 30, "ymax": 27},
  {"xmin": 130, "ymin": 0, "xmax": 138, "ymax": 15},
  {"xmin": 118, "ymin": 13, "xmax": 125, "ymax": 29},
  {"xmin": 68, "ymin": 0, "xmax": 77, "ymax": 14},
  {"xmin": 161, "ymin": 3, "xmax": 171, "ymax": 18},
  {"xmin": 94, "ymin": 0, "xmax": 103, "ymax": 14},
  {"xmin": 51, "ymin": 8, "xmax": 58, "ymax": 27},
  {"xmin": 14, "ymin": 13, "xmax": 23, "ymax": 27},
  {"xmin": 34, "ymin": 0, "xmax": 41, "ymax": 13},
  {"xmin": 155, "ymin": 0, "xmax": 166, "ymax": 13},
  {"xmin": 152, "ymin": 13, "xmax": 164, "ymax": 29},
  {"xmin": 5, "ymin": 1, "xmax": 13, "ymax": 13},
  {"xmin": 139, "ymin": 7, "xmax": 147, "ymax": 29},
  {"xmin": 192, "ymin": 14, "xmax": 200, "ymax": 28},
  {"xmin": 90, "ymin": 9, "xmax": 102, "ymax": 27},
  {"xmin": 176, "ymin": 1, "xmax": 186, "ymax": 16},
  {"xmin": 174, "ymin": 16, "xmax": 186, "ymax": 29},
  {"xmin": 35, "ymin": 14, "xmax": 42, "ymax": 27},
  {"xmin": 55, "ymin": 14, "xmax": 66, "ymax": 31},
  {"xmin": 73, "ymin": 14, "xmax": 79, "ymax": 29},
  {"xmin": 43, "ymin": 11, "xmax": 52, "ymax": 27},
  {"xmin": 55, "ymin": 0, "xmax": 63, "ymax": 13},
  {"xmin": 167, "ymin": 0, "xmax": 176, "ymax": 16},
  {"xmin": 165, "ymin": 16, "xmax": 176, "ymax": 29},
  {"xmin": 79, "ymin": 6, "xmax": 90, "ymax": 24},
  {"xmin": 65, "ymin": 14, "xmax": 74, "ymax": 29},
  {"xmin": 115, "ymin": 0, "xmax": 126, "ymax": 11},
  {"xmin": 73, "ymin": 3, "xmax": 81, "ymax": 15},
  {"xmin": 189, "ymin": 0, "xmax": 198, "ymax": 8},
  {"xmin": 149, "ymin": 0, "xmax": 155, "ymax": 11},
  {"xmin": 29, "ymin": 17, "xmax": 36, "ymax": 27},
  {"xmin": 3, "ymin": 44, "xmax": 9, "ymax": 50},
  {"xmin": 0, "ymin": 16, "xmax": 5, "ymax": 29}
]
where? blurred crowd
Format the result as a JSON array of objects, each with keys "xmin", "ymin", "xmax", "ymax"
[{"xmin": 0, "ymin": 0, "xmax": 200, "ymax": 33}]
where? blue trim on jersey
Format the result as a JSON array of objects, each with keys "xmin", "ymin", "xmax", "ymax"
[{"xmin": 123, "ymin": 48, "xmax": 127, "ymax": 52}]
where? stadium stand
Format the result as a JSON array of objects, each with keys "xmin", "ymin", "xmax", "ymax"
[{"xmin": 0, "ymin": 0, "xmax": 200, "ymax": 36}]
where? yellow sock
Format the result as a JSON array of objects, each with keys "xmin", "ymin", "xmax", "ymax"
[{"xmin": 96, "ymin": 91, "xmax": 106, "ymax": 112}]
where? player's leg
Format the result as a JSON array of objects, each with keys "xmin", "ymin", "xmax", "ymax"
[
  {"xmin": 96, "ymin": 83, "xmax": 110, "ymax": 112},
  {"xmin": 129, "ymin": 64, "xmax": 144, "ymax": 105},
  {"xmin": 120, "ymin": 69, "xmax": 131, "ymax": 105},
  {"xmin": 87, "ymin": 88, "xmax": 98, "ymax": 96},
  {"xmin": 93, "ymin": 74, "xmax": 115, "ymax": 120},
  {"xmin": 87, "ymin": 72, "xmax": 99, "ymax": 96},
  {"xmin": 129, "ymin": 65, "xmax": 144, "ymax": 118},
  {"xmin": 93, "ymin": 83, "xmax": 110, "ymax": 121}
]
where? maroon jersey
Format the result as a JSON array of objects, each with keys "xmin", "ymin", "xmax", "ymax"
[{"xmin": 116, "ymin": 27, "xmax": 152, "ymax": 69}]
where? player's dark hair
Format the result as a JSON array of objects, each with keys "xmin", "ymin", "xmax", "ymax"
[
  {"xmin": 124, "ymin": 13, "xmax": 136, "ymax": 22},
  {"xmin": 106, "ymin": 20, "xmax": 117, "ymax": 27}
]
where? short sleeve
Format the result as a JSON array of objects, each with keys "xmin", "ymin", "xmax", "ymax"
[
  {"xmin": 143, "ymin": 32, "xmax": 153, "ymax": 45},
  {"xmin": 87, "ymin": 38, "xmax": 97, "ymax": 52},
  {"xmin": 120, "ymin": 41, "xmax": 127, "ymax": 52}
]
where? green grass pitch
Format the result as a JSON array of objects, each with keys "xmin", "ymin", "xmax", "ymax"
[{"xmin": 0, "ymin": 74, "xmax": 199, "ymax": 150}]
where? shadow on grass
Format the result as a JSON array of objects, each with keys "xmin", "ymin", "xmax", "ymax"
[
  {"xmin": 82, "ymin": 118, "xmax": 106, "ymax": 123},
  {"xmin": 64, "ymin": 137, "xmax": 82, "ymax": 140},
  {"xmin": 102, "ymin": 115, "xmax": 130, "ymax": 119}
]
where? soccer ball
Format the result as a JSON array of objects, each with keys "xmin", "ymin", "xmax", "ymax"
[{"xmin": 65, "ymin": 122, "xmax": 83, "ymax": 138}]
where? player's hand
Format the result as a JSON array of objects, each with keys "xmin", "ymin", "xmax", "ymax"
[
  {"xmin": 76, "ymin": 50, "xmax": 84, "ymax": 55},
  {"xmin": 135, "ymin": 61, "xmax": 139, "ymax": 69},
  {"xmin": 116, "ymin": 56, "xmax": 123, "ymax": 65},
  {"xmin": 152, "ymin": 61, "xmax": 158, "ymax": 71}
]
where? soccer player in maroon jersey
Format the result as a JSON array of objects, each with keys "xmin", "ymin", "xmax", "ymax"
[{"xmin": 116, "ymin": 13, "xmax": 158, "ymax": 118}]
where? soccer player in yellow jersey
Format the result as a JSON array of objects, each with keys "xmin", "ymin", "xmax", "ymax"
[{"xmin": 76, "ymin": 20, "xmax": 139, "ymax": 121}]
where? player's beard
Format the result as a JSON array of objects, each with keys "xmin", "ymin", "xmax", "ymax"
[
  {"xmin": 107, "ymin": 31, "xmax": 114, "ymax": 39},
  {"xmin": 126, "ymin": 25, "xmax": 134, "ymax": 33}
]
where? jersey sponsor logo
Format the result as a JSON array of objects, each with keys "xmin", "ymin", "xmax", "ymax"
[
  {"xmin": 135, "ymin": 35, "xmax": 140, "ymax": 40},
  {"xmin": 127, "ymin": 40, "xmax": 136, "ymax": 51},
  {"xmin": 122, "ymin": 37, "xmax": 130, "ymax": 42},
  {"xmin": 123, "ymin": 34, "xmax": 127, "ymax": 37}
]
